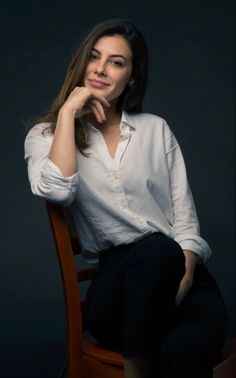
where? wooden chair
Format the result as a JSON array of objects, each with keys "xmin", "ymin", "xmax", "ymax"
[{"xmin": 45, "ymin": 201, "xmax": 236, "ymax": 378}]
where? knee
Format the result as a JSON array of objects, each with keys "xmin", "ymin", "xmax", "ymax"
[{"xmin": 139, "ymin": 234, "xmax": 186, "ymax": 278}]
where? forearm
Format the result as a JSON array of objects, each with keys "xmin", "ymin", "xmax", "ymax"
[
  {"xmin": 175, "ymin": 250, "xmax": 197, "ymax": 306},
  {"xmin": 183, "ymin": 250, "xmax": 197, "ymax": 279},
  {"xmin": 48, "ymin": 107, "xmax": 78, "ymax": 177}
]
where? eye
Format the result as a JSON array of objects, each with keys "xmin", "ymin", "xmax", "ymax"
[
  {"xmin": 110, "ymin": 60, "xmax": 125, "ymax": 67},
  {"xmin": 89, "ymin": 53, "xmax": 99, "ymax": 61}
]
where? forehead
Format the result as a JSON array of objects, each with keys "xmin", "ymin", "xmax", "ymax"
[{"xmin": 93, "ymin": 34, "xmax": 132, "ymax": 59}]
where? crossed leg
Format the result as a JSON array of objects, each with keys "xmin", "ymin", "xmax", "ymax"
[{"xmin": 82, "ymin": 234, "xmax": 228, "ymax": 378}]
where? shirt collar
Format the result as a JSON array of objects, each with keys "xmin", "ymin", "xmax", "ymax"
[{"xmin": 121, "ymin": 110, "xmax": 136, "ymax": 130}]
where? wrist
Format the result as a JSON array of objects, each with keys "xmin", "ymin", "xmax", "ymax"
[{"xmin": 59, "ymin": 105, "xmax": 77, "ymax": 119}]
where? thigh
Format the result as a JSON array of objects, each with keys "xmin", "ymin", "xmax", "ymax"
[
  {"xmin": 84, "ymin": 232, "xmax": 185, "ymax": 324},
  {"xmin": 82, "ymin": 232, "xmax": 186, "ymax": 349},
  {"xmin": 82, "ymin": 246, "xmax": 127, "ymax": 348},
  {"xmin": 82, "ymin": 240, "xmax": 139, "ymax": 348}
]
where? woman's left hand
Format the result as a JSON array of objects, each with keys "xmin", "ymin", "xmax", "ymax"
[
  {"xmin": 175, "ymin": 249, "xmax": 197, "ymax": 306},
  {"xmin": 175, "ymin": 274, "xmax": 193, "ymax": 306}
]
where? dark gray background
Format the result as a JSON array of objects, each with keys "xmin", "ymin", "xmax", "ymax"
[{"xmin": 1, "ymin": 0, "xmax": 235, "ymax": 377}]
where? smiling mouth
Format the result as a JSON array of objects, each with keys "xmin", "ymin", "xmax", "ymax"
[{"xmin": 88, "ymin": 79, "xmax": 109, "ymax": 88}]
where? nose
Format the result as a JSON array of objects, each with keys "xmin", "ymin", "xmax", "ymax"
[{"xmin": 95, "ymin": 59, "xmax": 107, "ymax": 76}]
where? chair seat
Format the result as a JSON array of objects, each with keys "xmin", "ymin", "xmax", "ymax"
[
  {"xmin": 82, "ymin": 334, "xmax": 124, "ymax": 367},
  {"xmin": 83, "ymin": 334, "xmax": 236, "ymax": 376}
]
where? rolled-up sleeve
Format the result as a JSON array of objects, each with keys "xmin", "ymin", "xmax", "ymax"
[
  {"xmin": 24, "ymin": 123, "xmax": 79, "ymax": 206},
  {"xmin": 164, "ymin": 121, "xmax": 211, "ymax": 262}
]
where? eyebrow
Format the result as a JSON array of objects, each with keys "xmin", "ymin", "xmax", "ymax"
[{"xmin": 91, "ymin": 47, "xmax": 128, "ymax": 62}]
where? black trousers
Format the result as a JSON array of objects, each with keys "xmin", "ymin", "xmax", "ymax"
[{"xmin": 82, "ymin": 233, "xmax": 228, "ymax": 378}]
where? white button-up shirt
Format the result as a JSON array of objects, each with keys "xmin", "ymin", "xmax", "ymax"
[{"xmin": 24, "ymin": 110, "xmax": 211, "ymax": 266}]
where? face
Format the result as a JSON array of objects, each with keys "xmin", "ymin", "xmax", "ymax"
[{"xmin": 84, "ymin": 34, "xmax": 133, "ymax": 103}]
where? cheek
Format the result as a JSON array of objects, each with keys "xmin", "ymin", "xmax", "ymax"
[
  {"xmin": 85, "ymin": 62, "xmax": 94, "ymax": 75},
  {"xmin": 114, "ymin": 72, "xmax": 130, "ymax": 89},
  {"xmin": 85, "ymin": 66, "xmax": 91, "ymax": 76}
]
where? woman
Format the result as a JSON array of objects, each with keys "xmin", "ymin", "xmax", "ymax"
[{"xmin": 24, "ymin": 18, "xmax": 228, "ymax": 378}]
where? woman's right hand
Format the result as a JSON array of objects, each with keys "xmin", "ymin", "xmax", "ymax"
[{"xmin": 61, "ymin": 86, "xmax": 111, "ymax": 123}]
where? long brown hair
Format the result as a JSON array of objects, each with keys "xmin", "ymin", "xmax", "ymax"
[{"xmin": 28, "ymin": 18, "xmax": 149, "ymax": 155}]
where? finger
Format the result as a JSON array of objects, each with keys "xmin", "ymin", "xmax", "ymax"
[
  {"xmin": 80, "ymin": 99, "xmax": 104, "ymax": 117},
  {"xmin": 80, "ymin": 101, "xmax": 104, "ymax": 122},
  {"xmin": 77, "ymin": 104, "xmax": 93, "ymax": 118},
  {"xmin": 175, "ymin": 293, "xmax": 182, "ymax": 307},
  {"xmin": 89, "ymin": 103, "xmax": 103, "ymax": 123},
  {"xmin": 90, "ymin": 99, "xmax": 107, "ymax": 121},
  {"xmin": 91, "ymin": 93, "xmax": 110, "ymax": 108}
]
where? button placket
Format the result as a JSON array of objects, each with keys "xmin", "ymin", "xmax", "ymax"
[
  {"xmin": 94, "ymin": 132, "xmax": 116, "ymax": 171},
  {"xmin": 110, "ymin": 129, "xmax": 131, "ymax": 214},
  {"xmin": 114, "ymin": 125, "xmax": 131, "ymax": 166},
  {"xmin": 93, "ymin": 122, "xmax": 136, "ymax": 217},
  {"xmin": 108, "ymin": 167, "xmax": 130, "ymax": 213}
]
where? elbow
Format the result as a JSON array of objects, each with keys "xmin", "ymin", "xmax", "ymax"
[
  {"xmin": 26, "ymin": 158, "xmax": 79, "ymax": 206},
  {"xmin": 30, "ymin": 181, "xmax": 75, "ymax": 207}
]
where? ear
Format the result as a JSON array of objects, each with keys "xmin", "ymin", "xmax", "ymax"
[{"xmin": 129, "ymin": 79, "xmax": 135, "ymax": 87}]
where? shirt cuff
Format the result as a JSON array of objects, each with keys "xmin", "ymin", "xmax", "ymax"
[
  {"xmin": 41, "ymin": 158, "xmax": 79, "ymax": 192},
  {"xmin": 174, "ymin": 234, "xmax": 211, "ymax": 263}
]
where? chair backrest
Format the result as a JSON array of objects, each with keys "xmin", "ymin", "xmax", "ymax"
[{"xmin": 45, "ymin": 200, "xmax": 97, "ymax": 377}]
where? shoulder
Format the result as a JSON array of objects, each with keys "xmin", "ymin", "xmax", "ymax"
[
  {"xmin": 25, "ymin": 122, "xmax": 52, "ymax": 141},
  {"xmin": 125, "ymin": 111, "xmax": 172, "ymax": 135},
  {"xmin": 26, "ymin": 122, "xmax": 52, "ymax": 135},
  {"xmin": 24, "ymin": 123, "xmax": 53, "ymax": 155},
  {"xmin": 133, "ymin": 112, "xmax": 165, "ymax": 122}
]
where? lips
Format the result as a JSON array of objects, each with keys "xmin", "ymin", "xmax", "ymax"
[{"xmin": 88, "ymin": 79, "xmax": 109, "ymax": 87}]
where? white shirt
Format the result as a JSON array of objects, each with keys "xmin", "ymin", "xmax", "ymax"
[{"xmin": 24, "ymin": 110, "xmax": 211, "ymax": 266}]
